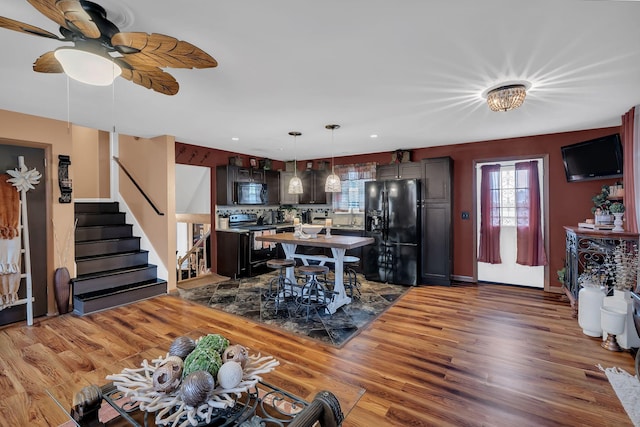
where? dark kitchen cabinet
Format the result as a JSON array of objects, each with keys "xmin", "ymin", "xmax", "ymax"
[
  {"xmin": 279, "ymin": 171, "xmax": 299, "ymax": 205},
  {"xmin": 265, "ymin": 170, "xmax": 280, "ymax": 205},
  {"xmin": 216, "ymin": 230, "xmax": 248, "ymax": 279},
  {"xmin": 216, "ymin": 165, "xmax": 266, "ymax": 206},
  {"xmin": 420, "ymin": 157, "xmax": 453, "ymax": 286},
  {"xmin": 299, "ymin": 170, "xmax": 330, "ymax": 204},
  {"xmin": 376, "ymin": 161, "xmax": 422, "ymax": 180}
]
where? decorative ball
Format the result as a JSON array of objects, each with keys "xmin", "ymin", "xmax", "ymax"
[
  {"xmin": 217, "ymin": 361, "xmax": 244, "ymax": 389},
  {"xmin": 222, "ymin": 344, "xmax": 249, "ymax": 368},
  {"xmin": 180, "ymin": 371, "xmax": 214, "ymax": 407},
  {"xmin": 196, "ymin": 334, "xmax": 230, "ymax": 354},
  {"xmin": 182, "ymin": 347, "xmax": 223, "ymax": 378},
  {"xmin": 169, "ymin": 336, "xmax": 196, "ymax": 359},
  {"xmin": 152, "ymin": 357, "xmax": 183, "ymax": 393}
]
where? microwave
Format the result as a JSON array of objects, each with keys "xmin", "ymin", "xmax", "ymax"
[{"xmin": 234, "ymin": 182, "xmax": 268, "ymax": 205}]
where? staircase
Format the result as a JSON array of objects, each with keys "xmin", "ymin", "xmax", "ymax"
[{"xmin": 73, "ymin": 202, "xmax": 167, "ymax": 315}]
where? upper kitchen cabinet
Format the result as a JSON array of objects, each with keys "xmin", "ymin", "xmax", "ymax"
[
  {"xmin": 299, "ymin": 170, "xmax": 330, "ymax": 204},
  {"xmin": 234, "ymin": 166, "xmax": 264, "ymax": 182},
  {"xmin": 216, "ymin": 165, "xmax": 266, "ymax": 205},
  {"xmin": 279, "ymin": 171, "xmax": 299, "ymax": 205},
  {"xmin": 376, "ymin": 162, "xmax": 422, "ymax": 180},
  {"xmin": 420, "ymin": 156, "xmax": 453, "ymax": 286},
  {"xmin": 265, "ymin": 170, "xmax": 280, "ymax": 205}
]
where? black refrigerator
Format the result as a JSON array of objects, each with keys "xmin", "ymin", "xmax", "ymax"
[{"xmin": 363, "ymin": 179, "xmax": 421, "ymax": 285}]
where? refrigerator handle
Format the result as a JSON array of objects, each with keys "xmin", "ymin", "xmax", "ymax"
[{"xmin": 383, "ymin": 190, "xmax": 389, "ymax": 240}]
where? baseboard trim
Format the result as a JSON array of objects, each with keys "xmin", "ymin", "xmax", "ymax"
[{"xmin": 452, "ymin": 275, "xmax": 475, "ymax": 283}]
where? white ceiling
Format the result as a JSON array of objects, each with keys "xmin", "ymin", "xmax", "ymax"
[{"xmin": 0, "ymin": 0, "xmax": 639, "ymax": 161}]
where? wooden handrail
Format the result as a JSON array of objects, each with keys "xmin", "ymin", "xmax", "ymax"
[
  {"xmin": 113, "ymin": 157, "xmax": 164, "ymax": 216},
  {"xmin": 177, "ymin": 231, "xmax": 209, "ymax": 276}
]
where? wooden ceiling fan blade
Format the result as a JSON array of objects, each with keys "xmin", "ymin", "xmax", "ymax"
[
  {"xmin": 0, "ymin": 16, "xmax": 61, "ymax": 39},
  {"xmin": 33, "ymin": 51, "xmax": 64, "ymax": 73},
  {"xmin": 112, "ymin": 32, "xmax": 217, "ymax": 69},
  {"xmin": 55, "ymin": 0, "xmax": 100, "ymax": 38},
  {"xmin": 116, "ymin": 60, "xmax": 180, "ymax": 95},
  {"xmin": 27, "ymin": 0, "xmax": 68, "ymax": 31}
]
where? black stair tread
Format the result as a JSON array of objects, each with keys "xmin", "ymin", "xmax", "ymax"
[
  {"xmin": 74, "ymin": 279, "xmax": 167, "ymax": 300},
  {"xmin": 75, "ymin": 236, "xmax": 140, "ymax": 245},
  {"xmin": 75, "ymin": 202, "xmax": 120, "ymax": 212},
  {"xmin": 75, "ymin": 250, "xmax": 149, "ymax": 262},
  {"xmin": 75, "ymin": 236, "xmax": 140, "ymax": 247},
  {"xmin": 76, "ymin": 224, "xmax": 132, "ymax": 230},
  {"xmin": 74, "ymin": 264, "xmax": 158, "ymax": 281}
]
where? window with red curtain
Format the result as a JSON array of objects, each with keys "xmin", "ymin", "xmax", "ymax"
[
  {"xmin": 478, "ymin": 164, "xmax": 502, "ymax": 264},
  {"xmin": 515, "ymin": 160, "xmax": 547, "ymax": 266}
]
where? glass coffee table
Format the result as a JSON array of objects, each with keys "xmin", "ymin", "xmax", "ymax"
[
  {"xmin": 48, "ymin": 379, "xmax": 310, "ymax": 426},
  {"xmin": 46, "ymin": 346, "xmax": 365, "ymax": 426}
]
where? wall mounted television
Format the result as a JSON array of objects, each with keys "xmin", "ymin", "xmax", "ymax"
[{"xmin": 561, "ymin": 133, "xmax": 623, "ymax": 182}]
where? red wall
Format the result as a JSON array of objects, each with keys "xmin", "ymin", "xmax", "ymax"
[{"xmin": 177, "ymin": 126, "xmax": 621, "ymax": 289}]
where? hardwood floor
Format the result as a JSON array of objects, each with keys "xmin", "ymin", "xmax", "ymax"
[{"xmin": 0, "ymin": 284, "xmax": 635, "ymax": 426}]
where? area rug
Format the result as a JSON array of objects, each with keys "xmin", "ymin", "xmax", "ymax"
[
  {"xmin": 176, "ymin": 271, "xmax": 410, "ymax": 348},
  {"xmin": 598, "ymin": 365, "xmax": 640, "ymax": 427}
]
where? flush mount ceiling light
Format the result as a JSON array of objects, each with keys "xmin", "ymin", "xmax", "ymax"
[
  {"xmin": 324, "ymin": 124, "xmax": 342, "ymax": 193},
  {"xmin": 486, "ymin": 84, "xmax": 527, "ymax": 112},
  {"xmin": 54, "ymin": 47, "xmax": 121, "ymax": 86},
  {"xmin": 287, "ymin": 131, "xmax": 303, "ymax": 194}
]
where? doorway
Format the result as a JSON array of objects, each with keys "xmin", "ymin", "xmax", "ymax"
[
  {"xmin": 0, "ymin": 143, "xmax": 48, "ymax": 326},
  {"xmin": 175, "ymin": 164, "xmax": 211, "ymax": 280},
  {"xmin": 475, "ymin": 157, "xmax": 548, "ymax": 288}
]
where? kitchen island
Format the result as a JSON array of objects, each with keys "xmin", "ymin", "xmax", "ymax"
[{"xmin": 255, "ymin": 232, "xmax": 374, "ymax": 313}]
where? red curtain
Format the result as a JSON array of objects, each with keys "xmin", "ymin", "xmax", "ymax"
[
  {"xmin": 515, "ymin": 161, "xmax": 548, "ymax": 266},
  {"xmin": 621, "ymin": 107, "xmax": 637, "ymax": 234},
  {"xmin": 478, "ymin": 164, "xmax": 502, "ymax": 264}
]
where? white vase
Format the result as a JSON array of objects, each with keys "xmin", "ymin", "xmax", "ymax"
[
  {"xmin": 578, "ymin": 286, "xmax": 605, "ymax": 337},
  {"xmin": 612, "ymin": 213, "xmax": 624, "ymax": 232},
  {"xmin": 602, "ymin": 289, "xmax": 640, "ymax": 349}
]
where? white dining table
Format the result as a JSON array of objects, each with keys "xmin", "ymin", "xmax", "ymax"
[{"xmin": 255, "ymin": 232, "xmax": 374, "ymax": 314}]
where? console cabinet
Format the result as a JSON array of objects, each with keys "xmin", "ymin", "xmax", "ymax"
[{"xmin": 563, "ymin": 226, "xmax": 639, "ymax": 315}]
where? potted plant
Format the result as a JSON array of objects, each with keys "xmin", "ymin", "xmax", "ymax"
[
  {"xmin": 592, "ymin": 185, "xmax": 613, "ymax": 224},
  {"xmin": 602, "ymin": 241, "xmax": 640, "ymax": 348},
  {"xmin": 577, "ymin": 267, "xmax": 606, "ymax": 337},
  {"xmin": 610, "ymin": 202, "xmax": 625, "ymax": 232}
]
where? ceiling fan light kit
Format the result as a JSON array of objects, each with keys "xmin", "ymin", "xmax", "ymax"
[
  {"xmin": 324, "ymin": 124, "xmax": 342, "ymax": 193},
  {"xmin": 54, "ymin": 47, "xmax": 121, "ymax": 85},
  {"xmin": 287, "ymin": 131, "xmax": 304, "ymax": 195},
  {"xmin": 0, "ymin": 0, "xmax": 217, "ymax": 94},
  {"xmin": 486, "ymin": 84, "xmax": 527, "ymax": 112}
]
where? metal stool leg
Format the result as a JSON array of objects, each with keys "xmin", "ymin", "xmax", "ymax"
[
  {"xmin": 296, "ymin": 273, "xmax": 328, "ymax": 320},
  {"xmin": 345, "ymin": 266, "xmax": 361, "ymax": 299},
  {"xmin": 264, "ymin": 265, "xmax": 294, "ymax": 313}
]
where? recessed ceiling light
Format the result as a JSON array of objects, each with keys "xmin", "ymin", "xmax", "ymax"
[
  {"xmin": 231, "ymin": 137, "xmax": 239, "ymax": 141},
  {"xmin": 370, "ymin": 134, "xmax": 378, "ymax": 138}
]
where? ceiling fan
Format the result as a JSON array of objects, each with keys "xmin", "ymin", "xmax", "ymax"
[{"xmin": 0, "ymin": 0, "xmax": 218, "ymax": 95}]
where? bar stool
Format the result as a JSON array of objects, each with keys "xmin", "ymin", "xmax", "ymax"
[
  {"xmin": 263, "ymin": 259, "xmax": 296, "ymax": 313},
  {"xmin": 296, "ymin": 265, "xmax": 331, "ymax": 320},
  {"xmin": 343, "ymin": 256, "xmax": 361, "ymax": 299}
]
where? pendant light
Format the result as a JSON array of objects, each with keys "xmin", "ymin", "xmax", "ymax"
[
  {"xmin": 324, "ymin": 124, "xmax": 342, "ymax": 192},
  {"xmin": 287, "ymin": 131, "xmax": 303, "ymax": 194}
]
